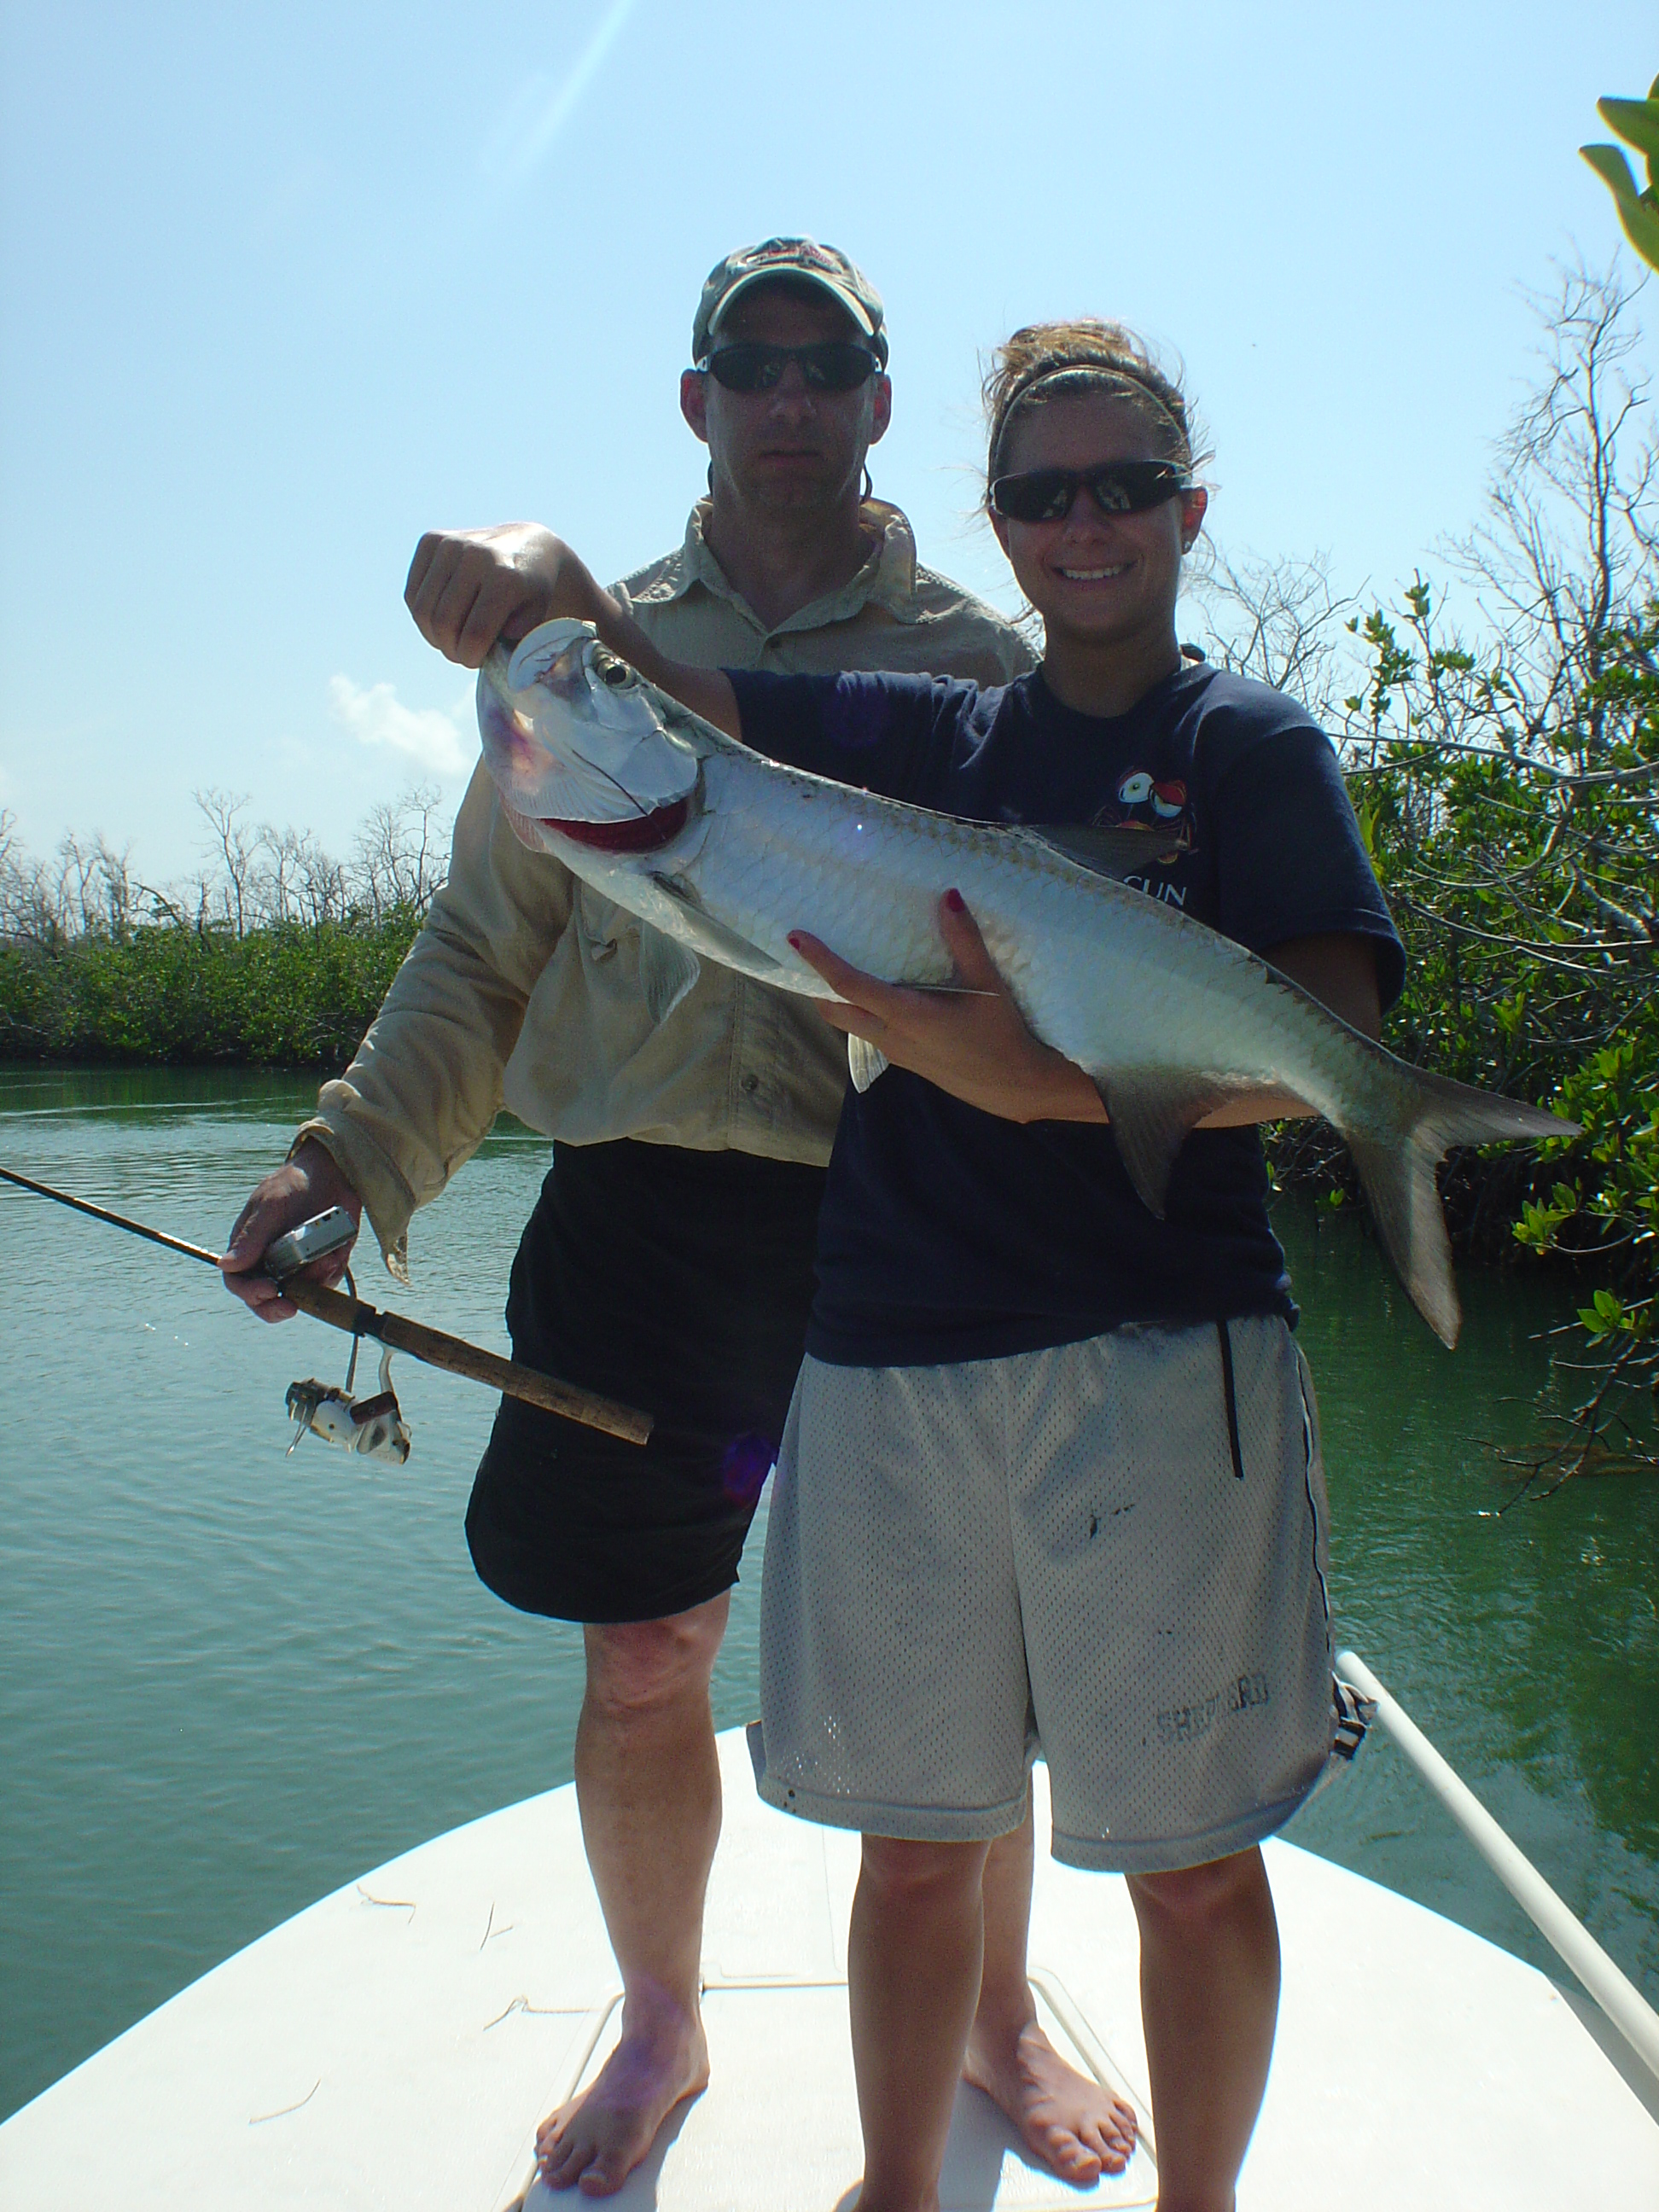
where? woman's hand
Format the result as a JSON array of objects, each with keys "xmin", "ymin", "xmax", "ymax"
[
  {"xmin": 789, "ymin": 890, "xmax": 1109, "ymax": 1125},
  {"xmin": 789, "ymin": 899, "xmax": 1381, "ymax": 1132}
]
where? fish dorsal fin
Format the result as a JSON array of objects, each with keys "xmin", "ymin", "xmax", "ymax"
[
  {"xmin": 1026, "ymin": 823, "xmax": 1185, "ymax": 880},
  {"xmin": 847, "ymin": 1035, "xmax": 890, "ymax": 1092},
  {"xmin": 637, "ymin": 929, "xmax": 702, "ymax": 1026},
  {"xmin": 1097, "ymin": 1069, "xmax": 1247, "ymax": 1216}
]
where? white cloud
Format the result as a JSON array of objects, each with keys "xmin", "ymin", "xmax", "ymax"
[{"xmin": 329, "ymin": 675, "xmax": 474, "ymax": 778}]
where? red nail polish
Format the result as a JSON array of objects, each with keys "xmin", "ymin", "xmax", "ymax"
[
  {"xmin": 944, "ymin": 888, "xmax": 965, "ymax": 913},
  {"xmin": 788, "ymin": 932, "xmax": 804, "ymax": 950}
]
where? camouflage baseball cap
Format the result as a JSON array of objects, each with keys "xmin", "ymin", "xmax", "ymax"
[{"xmin": 691, "ymin": 237, "xmax": 888, "ymax": 368}]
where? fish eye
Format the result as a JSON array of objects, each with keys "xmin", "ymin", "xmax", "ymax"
[{"xmin": 594, "ymin": 653, "xmax": 635, "ymax": 690}]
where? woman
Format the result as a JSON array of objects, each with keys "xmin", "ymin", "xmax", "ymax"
[{"xmin": 468, "ymin": 320, "xmax": 1401, "ymax": 2212}]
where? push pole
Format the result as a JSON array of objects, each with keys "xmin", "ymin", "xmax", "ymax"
[{"xmin": 1336, "ymin": 1646, "xmax": 1659, "ymax": 2088}]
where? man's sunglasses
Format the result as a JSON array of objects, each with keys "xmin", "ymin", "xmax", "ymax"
[
  {"xmin": 699, "ymin": 341, "xmax": 883, "ymax": 394},
  {"xmin": 988, "ymin": 460, "xmax": 1191, "ymax": 524}
]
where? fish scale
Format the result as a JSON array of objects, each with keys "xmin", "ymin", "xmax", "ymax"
[{"xmin": 479, "ymin": 620, "xmax": 1576, "ymax": 1348}]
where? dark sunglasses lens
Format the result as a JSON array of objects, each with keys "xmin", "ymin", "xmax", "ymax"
[
  {"xmin": 992, "ymin": 463, "xmax": 1188, "ymax": 521},
  {"xmin": 1087, "ymin": 462, "xmax": 1185, "ymax": 513},
  {"xmin": 703, "ymin": 342, "xmax": 877, "ymax": 393},
  {"xmin": 991, "ymin": 470, "xmax": 1074, "ymax": 522},
  {"xmin": 705, "ymin": 345, "xmax": 778, "ymax": 392},
  {"xmin": 799, "ymin": 343, "xmax": 879, "ymax": 391}
]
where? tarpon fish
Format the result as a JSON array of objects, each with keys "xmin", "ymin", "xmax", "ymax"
[{"xmin": 477, "ymin": 620, "xmax": 1575, "ymax": 1348}]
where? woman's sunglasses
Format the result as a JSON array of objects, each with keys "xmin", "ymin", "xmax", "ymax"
[
  {"xmin": 699, "ymin": 341, "xmax": 883, "ymax": 394},
  {"xmin": 989, "ymin": 460, "xmax": 1191, "ymax": 524}
]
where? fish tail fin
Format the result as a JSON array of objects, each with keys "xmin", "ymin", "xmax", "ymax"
[{"xmin": 1348, "ymin": 1074, "xmax": 1577, "ymax": 1349}]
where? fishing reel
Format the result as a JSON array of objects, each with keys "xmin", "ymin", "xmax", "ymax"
[
  {"xmin": 266, "ymin": 1208, "xmax": 411, "ymax": 1467},
  {"xmin": 285, "ymin": 1317, "xmax": 412, "ymax": 1467}
]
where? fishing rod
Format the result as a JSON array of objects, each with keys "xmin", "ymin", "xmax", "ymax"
[{"xmin": 0, "ymin": 1164, "xmax": 652, "ymax": 1447}]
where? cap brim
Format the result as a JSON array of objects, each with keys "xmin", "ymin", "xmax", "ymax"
[{"xmin": 708, "ymin": 269, "xmax": 882, "ymax": 352}]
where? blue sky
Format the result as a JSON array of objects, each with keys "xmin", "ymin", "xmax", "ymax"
[{"xmin": 1, "ymin": 2, "xmax": 1653, "ymax": 883}]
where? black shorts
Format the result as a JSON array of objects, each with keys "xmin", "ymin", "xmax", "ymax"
[{"xmin": 464, "ymin": 1138, "xmax": 827, "ymax": 1625}]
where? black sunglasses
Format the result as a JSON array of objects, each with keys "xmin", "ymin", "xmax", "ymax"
[
  {"xmin": 699, "ymin": 341, "xmax": 883, "ymax": 393},
  {"xmin": 988, "ymin": 460, "xmax": 1190, "ymax": 524}
]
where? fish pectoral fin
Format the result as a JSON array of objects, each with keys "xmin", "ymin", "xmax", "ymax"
[
  {"xmin": 1027, "ymin": 823, "xmax": 1185, "ymax": 879},
  {"xmin": 847, "ymin": 1035, "xmax": 890, "ymax": 1092},
  {"xmin": 637, "ymin": 928, "xmax": 702, "ymax": 1025},
  {"xmin": 646, "ymin": 875, "xmax": 786, "ymax": 980},
  {"xmin": 1099, "ymin": 1071, "xmax": 1248, "ymax": 1216}
]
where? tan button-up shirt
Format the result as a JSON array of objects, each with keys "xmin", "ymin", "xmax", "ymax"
[{"xmin": 300, "ymin": 501, "xmax": 1033, "ymax": 1277}]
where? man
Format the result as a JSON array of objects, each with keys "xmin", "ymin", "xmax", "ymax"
[{"xmin": 223, "ymin": 238, "xmax": 1134, "ymax": 2197}]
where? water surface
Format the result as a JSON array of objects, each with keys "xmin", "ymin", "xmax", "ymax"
[{"xmin": 2, "ymin": 1066, "xmax": 1655, "ymax": 2119}]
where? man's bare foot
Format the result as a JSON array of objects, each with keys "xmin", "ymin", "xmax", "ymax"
[
  {"xmin": 535, "ymin": 2009, "xmax": 710, "ymax": 2197},
  {"xmin": 963, "ymin": 2010, "xmax": 1137, "ymax": 2186}
]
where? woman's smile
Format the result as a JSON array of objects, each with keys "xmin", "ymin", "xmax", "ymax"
[{"xmin": 986, "ymin": 386, "xmax": 1206, "ymax": 713}]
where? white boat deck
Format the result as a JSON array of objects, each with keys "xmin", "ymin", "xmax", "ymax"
[{"xmin": 4, "ymin": 1728, "xmax": 1656, "ymax": 2209}]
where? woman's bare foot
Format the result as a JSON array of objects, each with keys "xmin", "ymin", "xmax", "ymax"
[
  {"xmin": 963, "ymin": 2010, "xmax": 1137, "ymax": 2186},
  {"xmin": 535, "ymin": 2008, "xmax": 710, "ymax": 2197}
]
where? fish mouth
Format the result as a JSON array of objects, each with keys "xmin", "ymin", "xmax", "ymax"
[{"xmin": 539, "ymin": 797, "xmax": 691, "ymax": 853}]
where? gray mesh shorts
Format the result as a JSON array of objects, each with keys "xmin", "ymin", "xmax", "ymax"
[{"xmin": 750, "ymin": 1316, "xmax": 1336, "ymax": 1871}]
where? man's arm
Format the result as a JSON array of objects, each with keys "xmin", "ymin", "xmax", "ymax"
[
  {"xmin": 405, "ymin": 524, "xmax": 741, "ymax": 737},
  {"xmin": 789, "ymin": 896, "xmax": 1381, "ymax": 1126},
  {"xmin": 225, "ymin": 523, "xmax": 749, "ymax": 1322},
  {"xmin": 222, "ymin": 758, "xmax": 571, "ymax": 1316}
]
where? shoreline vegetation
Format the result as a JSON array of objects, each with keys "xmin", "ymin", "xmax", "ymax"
[
  {"xmin": 0, "ymin": 783, "xmax": 441, "ymax": 1068},
  {"xmin": 3, "ymin": 268, "xmax": 1654, "ymax": 1471},
  {"xmin": 0, "ymin": 911, "xmax": 423, "ymax": 1070}
]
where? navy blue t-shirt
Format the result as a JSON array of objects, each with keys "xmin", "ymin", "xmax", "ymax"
[{"xmin": 728, "ymin": 661, "xmax": 1405, "ymax": 1368}]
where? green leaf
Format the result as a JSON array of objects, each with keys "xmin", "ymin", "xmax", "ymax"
[
  {"xmin": 1615, "ymin": 192, "xmax": 1659, "ymax": 272},
  {"xmin": 1598, "ymin": 96, "xmax": 1659, "ymax": 168},
  {"xmin": 1584, "ymin": 143, "xmax": 1659, "ymax": 269},
  {"xmin": 1583, "ymin": 142, "xmax": 1640, "ymax": 199}
]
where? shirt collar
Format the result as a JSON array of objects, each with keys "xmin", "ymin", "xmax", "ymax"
[{"xmin": 658, "ymin": 497, "xmax": 923, "ymax": 632}]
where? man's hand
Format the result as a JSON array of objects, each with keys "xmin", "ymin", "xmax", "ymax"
[
  {"xmin": 405, "ymin": 523, "xmax": 600, "ymax": 669},
  {"xmin": 789, "ymin": 891, "xmax": 1108, "ymax": 1125},
  {"xmin": 404, "ymin": 520, "xmax": 744, "ymax": 739},
  {"xmin": 220, "ymin": 1138, "xmax": 364, "ymax": 1324}
]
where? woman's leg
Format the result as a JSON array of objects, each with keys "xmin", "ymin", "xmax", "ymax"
[
  {"xmin": 847, "ymin": 1832, "xmax": 994, "ymax": 2212},
  {"xmin": 1126, "ymin": 1847, "xmax": 1279, "ymax": 2212},
  {"xmin": 966, "ymin": 1796, "xmax": 1138, "ymax": 2181}
]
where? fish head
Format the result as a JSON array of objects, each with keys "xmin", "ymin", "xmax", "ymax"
[{"xmin": 477, "ymin": 620, "xmax": 701, "ymax": 848}]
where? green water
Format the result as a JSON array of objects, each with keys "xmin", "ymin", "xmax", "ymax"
[{"xmin": 2, "ymin": 1066, "xmax": 1656, "ymax": 2122}]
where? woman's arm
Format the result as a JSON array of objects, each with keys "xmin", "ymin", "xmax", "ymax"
[
  {"xmin": 404, "ymin": 522, "xmax": 741, "ymax": 737},
  {"xmin": 789, "ymin": 897, "xmax": 1382, "ymax": 1126}
]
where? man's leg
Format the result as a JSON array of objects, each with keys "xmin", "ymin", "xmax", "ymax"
[
  {"xmin": 536, "ymin": 1591, "xmax": 730, "ymax": 2197},
  {"xmin": 964, "ymin": 1794, "xmax": 1138, "ymax": 2182},
  {"xmin": 1126, "ymin": 1846, "xmax": 1279, "ymax": 2212},
  {"xmin": 847, "ymin": 1833, "xmax": 993, "ymax": 2212}
]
